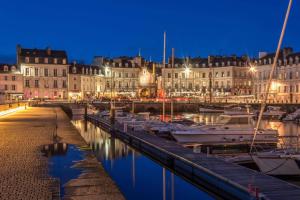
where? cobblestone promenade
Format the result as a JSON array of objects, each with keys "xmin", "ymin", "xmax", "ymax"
[{"xmin": 0, "ymin": 107, "xmax": 124, "ymax": 200}]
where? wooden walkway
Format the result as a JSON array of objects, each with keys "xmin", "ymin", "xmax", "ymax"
[{"xmin": 87, "ymin": 115, "xmax": 300, "ymax": 200}]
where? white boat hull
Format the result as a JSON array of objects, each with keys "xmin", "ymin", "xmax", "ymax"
[
  {"xmin": 171, "ymin": 130, "xmax": 277, "ymax": 144},
  {"xmin": 252, "ymin": 156, "xmax": 300, "ymax": 175}
]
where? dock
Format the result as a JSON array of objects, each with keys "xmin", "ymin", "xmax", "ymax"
[{"xmin": 87, "ymin": 114, "xmax": 300, "ymax": 200}]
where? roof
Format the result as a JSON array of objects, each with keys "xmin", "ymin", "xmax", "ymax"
[
  {"xmin": 0, "ymin": 64, "xmax": 20, "ymax": 74},
  {"xmin": 18, "ymin": 47, "xmax": 67, "ymax": 58}
]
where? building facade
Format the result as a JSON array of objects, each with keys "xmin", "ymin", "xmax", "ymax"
[
  {"xmin": 0, "ymin": 64, "xmax": 23, "ymax": 103},
  {"xmin": 68, "ymin": 63, "xmax": 104, "ymax": 101},
  {"xmin": 253, "ymin": 48, "xmax": 300, "ymax": 103},
  {"xmin": 17, "ymin": 45, "xmax": 69, "ymax": 99},
  {"xmin": 159, "ymin": 56, "xmax": 252, "ymax": 101}
]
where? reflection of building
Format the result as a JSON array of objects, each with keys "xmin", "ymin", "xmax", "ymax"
[
  {"xmin": 159, "ymin": 56, "xmax": 252, "ymax": 98},
  {"xmin": 68, "ymin": 62, "xmax": 104, "ymax": 101},
  {"xmin": 253, "ymin": 48, "xmax": 300, "ymax": 103},
  {"xmin": 0, "ymin": 64, "xmax": 24, "ymax": 103},
  {"xmin": 17, "ymin": 45, "xmax": 69, "ymax": 99}
]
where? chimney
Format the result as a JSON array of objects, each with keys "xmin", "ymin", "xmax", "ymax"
[
  {"xmin": 16, "ymin": 44, "xmax": 21, "ymax": 66},
  {"xmin": 259, "ymin": 52, "xmax": 268, "ymax": 59},
  {"xmin": 46, "ymin": 47, "xmax": 51, "ymax": 56}
]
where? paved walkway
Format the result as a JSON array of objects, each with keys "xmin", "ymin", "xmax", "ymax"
[{"xmin": 0, "ymin": 107, "xmax": 124, "ymax": 200}]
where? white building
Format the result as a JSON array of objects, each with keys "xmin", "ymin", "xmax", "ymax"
[
  {"xmin": 159, "ymin": 56, "xmax": 252, "ymax": 100},
  {"xmin": 0, "ymin": 64, "xmax": 24, "ymax": 103},
  {"xmin": 68, "ymin": 63, "xmax": 104, "ymax": 101},
  {"xmin": 17, "ymin": 46, "xmax": 69, "ymax": 99},
  {"xmin": 253, "ymin": 48, "xmax": 300, "ymax": 103}
]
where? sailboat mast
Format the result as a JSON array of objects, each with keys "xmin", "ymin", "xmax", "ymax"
[
  {"xmin": 250, "ymin": 0, "xmax": 293, "ymax": 153},
  {"xmin": 162, "ymin": 31, "xmax": 166, "ymax": 121},
  {"xmin": 171, "ymin": 48, "xmax": 175, "ymax": 122}
]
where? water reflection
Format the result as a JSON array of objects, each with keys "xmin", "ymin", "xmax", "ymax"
[{"xmin": 72, "ymin": 120, "xmax": 214, "ymax": 200}]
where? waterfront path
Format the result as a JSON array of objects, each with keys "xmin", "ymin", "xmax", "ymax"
[{"xmin": 0, "ymin": 107, "xmax": 124, "ymax": 200}]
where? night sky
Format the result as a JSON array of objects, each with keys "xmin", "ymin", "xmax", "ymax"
[{"xmin": 0, "ymin": 0, "xmax": 299, "ymax": 64}]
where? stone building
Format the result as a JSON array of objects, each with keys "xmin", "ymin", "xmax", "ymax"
[
  {"xmin": 17, "ymin": 45, "xmax": 69, "ymax": 99},
  {"xmin": 253, "ymin": 48, "xmax": 300, "ymax": 103},
  {"xmin": 98, "ymin": 56, "xmax": 157, "ymax": 98},
  {"xmin": 68, "ymin": 62, "xmax": 104, "ymax": 101},
  {"xmin": 159, "ymin": 56, "xmax": 252, "ymax": 100},
  {"xmin": 0, "ymin": 64, "xmax": 24, "ymax": 103}
]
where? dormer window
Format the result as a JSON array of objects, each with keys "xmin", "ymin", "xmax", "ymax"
[
  {"xmin": 202, "ymin": 63, "xmax": 206, "ymax": 67},
  {"xmin": 263, "ymin": 59, "xmax": 267, "ymax": 65},
  {"xmin": 215, "ymin": 62, "xmax": 219, "ymax": 67},
  {"xmin": 196, "ymin": 64, "xmax": 199, "ymax": 67},
  {"xmin": 295, "ymin": 56, "xmax": 299, "ymax": 64},
  {"xmin": 175, "ymin": 64, "xmax": 178, "ymax": 68},
  {"xmin": 35, "ymin": 57, "xmax": 39, "ymax": 63},
  {"xmin": 3, "ymin": 65, "xmax": 8, "ymax": 71},
  {"xmin": 222, "ymin": 62, "xmax": 225, "ymax": 67},
  {"xmin": 44, "ymin": 58, "xmax": 48, "ymax": 64},
  {"xmin": 54, "ymin": 58, "xmax": 57, "ymax": 64},
  {"xmin": 112, "ymin": 62, "xmax": 115, "ymax": 67},
  {"xmin": 268, "ymin": 58, "xmax": 272, "ymax": 64},
  {"xmin": 94, "ymin": 69, "xmax": 97, "ymax": 74},
  {"xmin": 25, "ymin": 57, "xmax": 29, "ymax": 63},
  {"xmin": 81, "ymin": 68, "xmax": 84, "ymax": 74},
  {"xmin": 63, "ymin": 59, "xmax": 66, "ymax": 65},
  {"xmin": 11, "ymin": 66, "xmax": 16, "ymax": 71},
  {"xmin": 278, "ymin": 59, "xmax": 282, "ymax": 66},
  {"xmin": 284, "ymin": 59, "xmax": 287, "ymax": 65},
  {"xmin": 72, "ymin": 67, "xmax": 76, "ymax": 73},
  {"xmin": 227, "ymin": 61, "xmax": 230, "ymax": 66},
  {"xmin": 85, "ymin": 68, "xmax": 88, "ymax": 74},
  {"xmin": 125, "ymin": 63, "xmax": 128, "ymax": 67},
  {"xmin": 89, "ymin": 68, "xmax": 92, "ymax": 75},
  {"xmin": 289, "ymin": 57, "xmax": 293, "ymax": 65}
]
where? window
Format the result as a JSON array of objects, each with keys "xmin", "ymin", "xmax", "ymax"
[
  {"xmin": 35, "ymin": 57, "xmax": 39, "ymax": 63},
  {"xmin": 25, "ymin": 68, "xmax": 29, "ymax": 76},
  {"xmin": 11, "ymin": 85, "xmax": 16, "ymax": 91},
  {"xmin": 34, "ymin": 80, "xmax": 39, "ymax": 88},
  {"xmin": 182, "ymin": 73, "xmax": 185, "ymax": 78},
  {"xmin": 202, "ymin": 73, "xmax": 206, "ymax": 78},
  {"xmin": 74, "ymin": 84, "xmax": 77, "ymax": 90},
  {"xmin": 227, "ymin": 71, "xmax": 230, "ymax": 77},
  {"xmin": 4, "ymin": 76, "xmax": 8, "ymax": 81},
  {"xmin": 44, "ymin": 58, "xmax": 48, "ymax": 64},
  {"xmin": 12, "ymin": 76, "xmax": 16, "ymax": 81},
  {"xmin": 63, "ymin": 80, "xmax": 67, "ymax": 88},
  {"xmin": 35, "ymin": 68, "xmax": 38, "ymax": 76},
  {"xmin": 25, "ymin": 57, "xmax": 29, "ymax": 63},
  {"xmin": 54, "ymin": 80, "xmax": 58, "ymax": 88},
  {"xmin": 54, "ymin": 69, "xmax": 57, "ymax": 77},
  {"xmin": 125, "ymin": 73, "xmax": 128, "ymax": 78},
  {"xmin": 132, "ymin": 73, "xmax": 135, "ymax": 78},
  {"xmin": 25, "ymin": 80, "xmax": 30, "ymax": 87},
  {"xmin": 175, "ymin": 73, "xmax": 178, "ymax": 78},
  {"xmin": 62, "ymin": 59, "xmax": 66, "ymax": 64},
  {"xmin": 72, "ymin": 67, "xmax": 76, "ymax": 73},
  {"xmin": 221, "ymin": 72, "xmax": 225, "ymax": 77},
  {"xmin": 4, "ymin": 85, "xmax": 8, "ymax": 90},
  {"xmin": 62, "ymin": 69, "xmax": 67, "ymax": 77},
  {"xmin": 168, "ymin": 73, "xmax": 171, "ymax": 78},
  {"xmin": 215, "ymin": 72, "xmax": 219, "ymax": 77},
  {"xmin": 4, "ymin": 66, "xmax": 8, "ymax": 71},
  {"xmin": 44, "ymin": 69, "xmax": 48, "ymax": 77}
]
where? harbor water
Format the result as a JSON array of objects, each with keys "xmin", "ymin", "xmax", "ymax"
[{"xmin": 72, "ymin": 119, "xmax": 216, "ymax": 200}]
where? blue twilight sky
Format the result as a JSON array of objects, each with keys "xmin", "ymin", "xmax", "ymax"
[{"xmin": 0, "ymin": 0, "xmax": 299, "ymax": 64}]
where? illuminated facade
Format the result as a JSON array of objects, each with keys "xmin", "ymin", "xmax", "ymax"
[
  {"xmin": 68, "ymin": 63, "xmax": 104, "ymax": 100},
  {"xmin": 159, "ymin": 56, "xmax": 252, "ymax": 100},
  {"xmin": 0, "ymin": 64, "xmax": 24, "ymax": 103},
  {"xmin": 17, "ymin": 45, "xmax": 69, "ymax": 99},
  {"xmin": 253, "ymin": 48, "xmax": 300, "ymax": 103}
]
